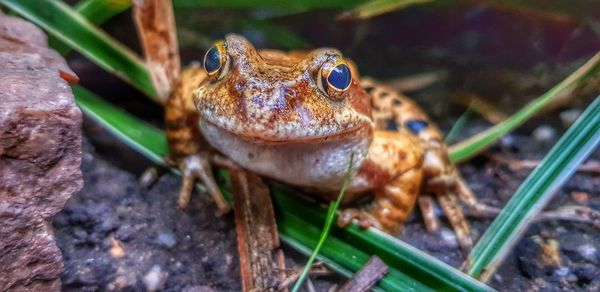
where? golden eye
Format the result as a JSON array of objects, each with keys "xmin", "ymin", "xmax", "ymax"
[
  {"xmin": 318, "ymin": 60, "xmax": 352, "ymax": 100},
  {"xmin": 203, "ymin": 40, "xmax": 227, "ymax": 80}
]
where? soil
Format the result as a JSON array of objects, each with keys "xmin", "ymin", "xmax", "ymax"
[{"xmin": 52, "ymin": 4, "xmax": 599, "ymax": 292}]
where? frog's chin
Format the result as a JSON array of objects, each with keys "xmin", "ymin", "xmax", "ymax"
[{"xmin": 198, "ymin": 119, "xmax": 371, "ymax": 191}]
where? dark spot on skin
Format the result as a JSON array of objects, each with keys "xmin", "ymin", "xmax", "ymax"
[
  {"xmin": 251, "ymin": 94, "xmax": 264, "ymax": 107},
  {"xmin": 405, "ymin": 119, "xmax": 429, "ymax": 134},
  {"xmin": 364, "ymin": 86, "xmax": 375, "ymax": 94},
  {"xmin": 392, "ymin": 99, "xmax": 402, "ymax": 106},
  {"xmin": 386, "ymin": 119, "xmax": 398, "ymax": 131},
  {"xmin": 247, "ymin": 152, "xmax": 254, "ymax": 159},
  {"xmin": 397, "ymin": 151, "xmax": 406, "ymax": 161},
  {"xmin": 380, "ymin": 92, "xmax": 389, "ymax": 98}
]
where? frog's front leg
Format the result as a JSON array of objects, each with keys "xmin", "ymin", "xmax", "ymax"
[
  {"xmin": 165, "ymin": 68, "xmax": 230, "ymax": 213},
  {"xmin": 338, "ymin": 131, "xmax": 424, "ymax": 231}
]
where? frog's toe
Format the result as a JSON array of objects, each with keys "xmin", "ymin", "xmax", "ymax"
[
  {"xmin": 177, "ymin": 153, "xmax": 231, "ymax": 214},
  {"xmin": 418, "ymin": 194, "xmax": 441, "ymax": 232},
  {"xmin": 455, "ymin": 179, "xmax": 500, "ymax": 218},
  {"xmin": 338, "ymin": 208, "xmax": 381, "ymax": 229},
  {"xmin": 434, "ymin": 191, "xmax": 473, "ymax": 250}
]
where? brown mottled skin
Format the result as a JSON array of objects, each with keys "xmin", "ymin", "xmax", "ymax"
[{"xmin": 166, "ymin": 34, "xmax": 493, "ymax": 250}]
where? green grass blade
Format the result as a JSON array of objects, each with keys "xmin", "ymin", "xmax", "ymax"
[
  {"xmin": 449, "ymin": 52, "xmax": 600, "ymax": 163},
  {"xmin": 0, "ymin": 0, "xmax": 158, "ymax": 99},
  {"xmin": 466, "ymin": 95, "xmax": 600, "ymax": 281},
  {"xmin": 239, "ymin": 19, "xmax": 310, "ymax": 50},
  {"xmin": 75, "ymin": 0, "xmax": 132, "ymax": 25},
  {"xmin": 72, "ymin": 85, "xmax": 167, "ymax": 164},
  {"xmin": 280, "ymin": 213, "xmax": 430, "ymax": 292},
  {"xmin": 291, "ymin": 153, "xmax": 356, "ymax": 292},
  {"xmin": 51, "ymin": 0, "xmax": 133, "ymax": 55},
  {"xmin": 72, "ymin": 86, "xmax": 493, "ymax": 291},
  {"xmin": 445, "ymin": 106, "xmax": 473, "ymax": 144}
]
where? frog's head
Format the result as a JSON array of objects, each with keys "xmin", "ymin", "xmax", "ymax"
[{"xmin": 194, "ymin": 34, "xmax": 373, "ymax": 144}]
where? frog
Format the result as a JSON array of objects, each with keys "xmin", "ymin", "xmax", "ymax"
[{"xmin": 165, "ymin": 34, "xmax": 497, "ymax": 250}]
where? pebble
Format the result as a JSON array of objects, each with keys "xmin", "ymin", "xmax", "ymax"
[
  {"xmin": 156, "ymin": 231, "xmax": 177, "ymax": 249},
  {"xmin": 533, "ymin": 126, "xmax": 556, "ymax": 142},
  {"xmin": 560, "ymin": 109, "xmax": 581, "ymax": 128},
  {"xmin": 562, "ymin": 234, "xmax": 599, "ymax": 264},
  {"xmin": 576, "ymin": 244, "xmax": 598, "ymax": 262},
  {"xmin": 516, "ymin": 237, "xmax": 557, "ymax": 278},
  {"xmin": 182, "ymin": 285, "xmax": 216, "ymax": 292},
  {"xmin": 499, "ymin": 135, "xmax": 516, "ymax": 149},
  {"xmin": 439, "ymin": 228, "xmax": 459, "ymax": 249},
  {"xmin": 143, "ymin": 265, "xmax": 167, "ymax": 292},
  {"xmin": 571, "ymin": 191, "xmax": 589, "ymax": 204},
  {"xmin": 554, "ymin": 267, "xmax": 570, "ymax": 277}
]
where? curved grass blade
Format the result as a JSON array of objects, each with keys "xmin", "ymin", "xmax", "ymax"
[
  {"xmin": 337, "ymin": 0, "xmax": 432, "ymax": 20},
  {"xmin": 0, "ymin": 0, "xmax": 158, "ymax": 100},
  {"xmin": 72, "ymin": 85, "xmax": 493, "ymax": 291},
  {"xmin": 51, "ymin": 0, "xmax": 133, "ymax": 55},
  {"xmin": 465, "ymin": 95, "xmax": 600, "ymax": 281},
  {"xmin": 449, "ymin": 52, "xmax": 600, "ymax": 163},
  {"xmin": 291, "ymin": 153, "xmax": 356, "ymax": 292}
]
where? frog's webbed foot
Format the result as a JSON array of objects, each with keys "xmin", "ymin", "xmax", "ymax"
[
  {"xmin": 175, "ymin": 153, "xmax": 231, "ymax": 214},
  {"xmin": 421, "ymin": 148, "xmax": 504, "ymax": 250},
  {"xmin": 338, "ymin": 208, "xmax": 382, "ymax": 229}
]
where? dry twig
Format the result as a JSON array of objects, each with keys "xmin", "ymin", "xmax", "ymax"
[
  {"xmin": 133, "ymin": 0, "xmax": 181, "ymax": 103},
  {"xmin": 231, "ymin": 169, "xmax": 285, "ymax": 291},
  {"xmin": 338, "ymin": 256, "xmax": 388, "ymax": 292}
]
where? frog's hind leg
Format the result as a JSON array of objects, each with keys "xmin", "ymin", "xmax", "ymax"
[
  {"xmin": 166, "ymin": 67, "xmax": 230, "ymax": 214},
  {"xmin": 362, "ymin": 77, "xmax": 497, "ymax": 250}
]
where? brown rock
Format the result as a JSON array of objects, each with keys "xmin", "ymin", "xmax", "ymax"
[{"xmin": 0, "ymin": 15, "xmax": 82, "ymax": 291}]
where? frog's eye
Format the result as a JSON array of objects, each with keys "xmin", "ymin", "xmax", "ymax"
[
  {"xmin": 318, "ymin": 60, "xmax": 352, "ymax": 100},
  {"xmin": 203, "ymin": 40, "xmax": 227, "ymax": 80}
]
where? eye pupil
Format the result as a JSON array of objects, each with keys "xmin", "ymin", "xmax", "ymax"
[
  {"xmin": 327, "ymin": 64, "xmax": 351, "ymax": 91},
  {"xmin": 204, "ymin": 46, "xmax": 222, "ymax": 74}
]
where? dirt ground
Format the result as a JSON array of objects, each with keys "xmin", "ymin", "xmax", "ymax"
[
  {"xmin": 53, "ymin": 103, "xmax": 599, "ymax": 292},
  {"xmin": 52, "ymin": 5, "xmax": 600, "ymax": 291}
]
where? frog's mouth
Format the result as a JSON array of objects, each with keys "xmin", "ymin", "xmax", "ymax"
[{"xmin": 199, "ymin": 118, "xmax": 372, "ymax": 145}]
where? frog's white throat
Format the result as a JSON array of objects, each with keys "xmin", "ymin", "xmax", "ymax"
[{"xmin": 199, "ymin": 119, "xmax": 370, "ymax": 192}]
